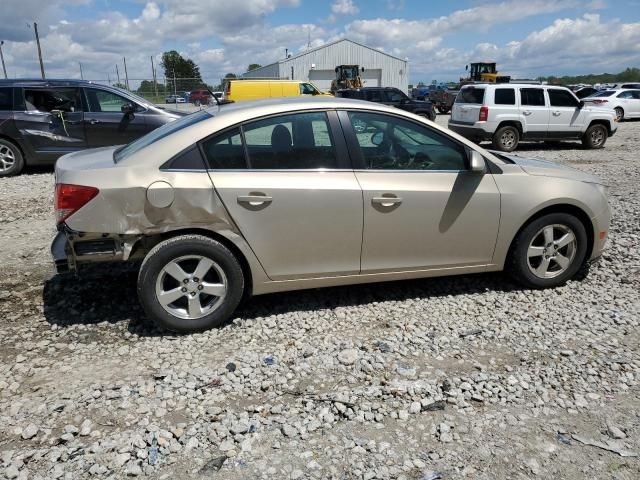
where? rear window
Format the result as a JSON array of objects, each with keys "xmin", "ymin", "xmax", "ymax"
[
  {"xmin": 0, "ymin": 87, "xmax": 12, "ymax": 110},
  {"xmin": 494, "ymin": 88, "xmax": 515, "ymax": 105},
  {"xmin": 114, "ymin": 110, "xmax": 212, "ymax": 163},
  {"xmin": 456, "ymin": 87, "xmax": 485, "ymax": 104}
]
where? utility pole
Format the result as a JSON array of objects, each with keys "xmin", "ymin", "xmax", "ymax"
[
  {"xmin": 116, "ymin": 64, "xmax": 120, "ymax": 85},
  {"xmin": 173, "ymin": 68, "xmax": 177, "ymax": 95},
  {"xmin": 79, "ymin": 62, "xmax": 84, "ymax": 80},
  {"xmin": 123, "ymin": 57, "xmax": 130, "ymax": 91},
  {"xmin": 33, "ymin": 22, "xmax": 45, "ymax": 79},
  {"xmin": 0, "ymin": 41, "xmax": 7, "ymax": 79},
  {"xmin": 150, "ymin": 55, "xmax": 158, "ymax": 98}
]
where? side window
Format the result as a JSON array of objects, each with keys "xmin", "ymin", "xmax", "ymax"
[
  {"xmin": 85, "ymin": 88, "xmax": 139, "ymax": 113},
  {"xmin": 242, "ymin": 111, "xmax": 338, "ymax": 169},
  {"xmin": 163, "ymin": 146, "xmax": 207, "ymax": 170},
  {"xmin": 299, "ymin": 83, "xmax": 317, "ymax": 95},
  {"xmin": 631, "ymin": 91, "xmax": 640, "ymax": 100},
  {"xmin": 548, "ymin": 89, "xmax": 579, "ymax": 107},
  {"xmin": 617, "ymin": 91, "xmax": 632, "ymax": 99},
  {"xmin": 347, "ymin": 111, "xmax": 467, "ymax": 171},
  {"xmin": 366, "ymin": 90, "xmax": 383, "ymax": 102},
  {"xmin": 520, "ymin": 88, "xmax": 545, "ymax": 106},
  {"xmin": 0, "ymin": 87, "xmax": 12, "ymax": 110},
  {"xmin": 201, "ymin": 128, "xmax": 246, "ymax": 170},
  {"xmin": 385, "ymin": 89, "xmax": 405, "ymax": 102},
  {"xmin": 494, "ymin": 88, "xmax": 515, "ymax": 105},
  {"xmin": 23, "ymin": 88, "xmax": 81, "ymax": 112}
]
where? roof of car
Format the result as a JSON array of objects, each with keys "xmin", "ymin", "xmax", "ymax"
[{"xmin": 0, "ymin": 78, "xmax": 107, "ymax": 87}]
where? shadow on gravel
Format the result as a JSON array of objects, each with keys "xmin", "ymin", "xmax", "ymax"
[{"xmin": 43, "ymin": 263, "xmax": 521, "ymax": 335}]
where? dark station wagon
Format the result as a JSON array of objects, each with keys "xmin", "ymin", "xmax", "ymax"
[{"xmin": 0, "ymin": 79, "xmax": 184, "ymax": 176}]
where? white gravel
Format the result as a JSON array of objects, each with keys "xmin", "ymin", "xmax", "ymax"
[{"xmin": 0, "ymin": 116, "xmax": 638, "ymax": 479}]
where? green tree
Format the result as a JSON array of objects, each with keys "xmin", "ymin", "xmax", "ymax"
[
  {"xmin": 161, "ymin": 50, "xmax": 205, "ymax": 92},
  {"xmin": 247, "ymin": 64, "xmax": 262, "ymax": 72},
  {"xmin": 136, "ymin": 80, "xmax": 166, "ymax": 100}
]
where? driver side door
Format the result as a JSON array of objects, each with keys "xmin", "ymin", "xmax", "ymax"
[
  {"xmin": 82, "ymin": 87, "xmax": 149, "ymax": 147},
  {"xmin": 341, "ymin": 110, "xmax": 501, "ymax": 273}
]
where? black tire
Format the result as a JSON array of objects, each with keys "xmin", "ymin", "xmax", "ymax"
[
  {"xmin": 437, "ymin": 107, "xmax": 450, "ymax": 114},
  {"xmin": 492, "ymin": 126, "xmax": 519, "ymax": 152},
  {"xmin": 581, "ymin": 124, "xmax": 608, "ymax": 149},
  {"xmin": 0, "ymin": 138, "xmax": 25, "ymax": 177},
  {"xmin": 507, "ymin": 213, "xmax": 588, "ymax": 289},
  {"xmin": 614, "ymin": 107, "xmax": 624, "ymax": 122},
  {"xmin": 137, "ymin": 235, "xmax": 244, "ymax": 333}
]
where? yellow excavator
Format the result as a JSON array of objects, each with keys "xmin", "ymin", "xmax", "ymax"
[
  {"xmin": 462, "ymin": 62, "xmax": 511, "ymax": 84},
  {"xmin": 330, "ymin": 65, "xmax": 364, "ymax": 93}
]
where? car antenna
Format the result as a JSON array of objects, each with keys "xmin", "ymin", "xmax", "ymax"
[{"xmin": 207, "ymin": 87, "xmax": 234, "ymax": 107}]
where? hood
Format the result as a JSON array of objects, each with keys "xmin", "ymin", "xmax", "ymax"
[{"xmin": 489, "ymin": 151, "xmax": 603, "ymax": 184}]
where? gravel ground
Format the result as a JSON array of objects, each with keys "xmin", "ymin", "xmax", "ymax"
[{"xmin": 0, "ymin": 116, "xmax": 639, "ymax": 480}]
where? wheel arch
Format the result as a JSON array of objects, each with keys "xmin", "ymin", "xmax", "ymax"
[
  {"xmin": 495, "ymin": 120, "xmax": 523, "ymax": 135},
  {"xmin": 133, "ymin": 228, "xmax": 256, "ymax": 298},
  {"xmin": 505, "ymin": 203, "xmax": 594, "ymax": 266},
  {"xmin": 0, "ymin": 134, "xmax": 26, "ymax": 160},
  {"xmin": 586, "ymin": 119, "xmax": 612, "ymax": 136}
]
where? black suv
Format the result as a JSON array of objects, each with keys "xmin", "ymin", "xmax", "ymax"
[
  {"xmin": 334, "ymin": 87, "xmax": 436, "ymax": 121},
  {"xmin": 0, "ymin": 79, "xmax": 186, "ymax": 176}
]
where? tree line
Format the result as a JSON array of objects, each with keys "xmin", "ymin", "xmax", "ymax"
[{"xmin": 540, "ymin": 67, "xmax": 640, "ymax": 85}]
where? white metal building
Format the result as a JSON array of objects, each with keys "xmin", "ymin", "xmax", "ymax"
[{"xmin": 241, "ymin": 38, "xmax": 409, "ymax": 93}]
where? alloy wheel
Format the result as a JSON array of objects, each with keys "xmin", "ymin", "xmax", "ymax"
[
  {"xmin": 0, "ymin": 145, "xmax": 15, "ymax": 173},
  {"xmin": 590, "ymin": 126, "xmax": 605, "ymax": 147},
  {"xmin": 155, "ymin": 255, "xmax": 227, "ymax": 320},
  {"xmin": 526, "ymin": 224, "xmax": 577, "ymax": 279}
]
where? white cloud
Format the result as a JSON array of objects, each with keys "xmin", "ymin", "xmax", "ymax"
[{"xmin": 331, "ymin": 0, "xmax": 359, "ymax": 15}]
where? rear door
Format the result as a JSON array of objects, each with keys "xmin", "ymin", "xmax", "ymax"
[
  {"xmin": 547, "ymin": 88, "xmax": 585, "ymax": 137},
  {"xmin": 519, "ymin": 88, "xmax": 549, "ymax": 138},
  {"xmin": 83, "ymin": 87, "xmax": 149, "ymax": 147},
  {"xmin": 628, "ymin": 90, "xmax": 640, "ymax": 117},
  {"xmin": 451, "ymin": 86, "xmax": 485, "ymax": 124},
  {"xmin": 12, "ymin": 86, "xmax": 86, "ymax": 162},
  {"xmin": 203, "ymin": 110, "xmax": 363, "ymax": 280}
]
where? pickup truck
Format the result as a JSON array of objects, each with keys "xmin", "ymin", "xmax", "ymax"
[{"xmin": 335, "ymin": 87, "xmax": 436, "ymax": 121}]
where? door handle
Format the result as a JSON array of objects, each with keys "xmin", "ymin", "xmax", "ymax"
[
  {"xmin": 372, "ymin": 196, "xmax": 402, "ymax": 207},
  {"xmin": 89, "ymin": 119, "xmax": 100, "ymax": 125},
  {"xmin": 552, "ymin": 111, "xmax": 561, "ymax": 116},
  {"xmin": 237, "ymin": 195, "xmax": 273, "ymax": 206},
  {"xmin": 522, "ymin": 111, "xmax": 532, "ymax": 116}
]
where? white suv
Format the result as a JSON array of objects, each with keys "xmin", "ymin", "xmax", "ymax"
[{"xmin": 448, "ymin": 83, "xmax": 617, "ymax": 152}]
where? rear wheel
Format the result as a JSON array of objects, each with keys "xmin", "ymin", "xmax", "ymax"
[
  {"xmin": 137, "ymin": 235, "xmax": 244, "ymax": 333},
  {"xmin": 437, "ymin": 106, "xmax": 450, "ymax": 114},
  {"xmin": 508, "ymin": 213, "xmax": 588, "ymax": 288},
  {"xmin": 0, "ymin": 139, "xmax": 25, "ymax": 177},
  {"xmin": 614, "ymin": 107, "xmax": 624, "ymax": 122},
  {"xmin": 582, "ymin": 124, "xmax": 607, "ymax": 149},
  {"xmin": 492, "ymin": 125, "xmax": 519, "ymax": 152}
]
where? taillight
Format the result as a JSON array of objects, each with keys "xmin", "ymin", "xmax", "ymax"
[
  {"xmin": 479, "ymin": 106, "xmax": 489, "ymax": 121},
  {"xmin": 592, "ymin": 99, "xmax": 608, "ymax": 104},
  {"xmin": 55, "ymin": 184, "xmax": 99, "ymax": 224}
]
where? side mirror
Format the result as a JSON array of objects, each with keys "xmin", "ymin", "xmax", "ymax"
[
  {"xmin": 121, "ymin": 103, "xmax": 135, "ymax": 115},
  {"xmin": 371, "ymin": 131, "xmax": 384, "ymax": 146},
  {"xmin": 334, "ymin": 67, "xmax": 339, "ymax": 73},
  {"xmin": 361, "ymin": 67, "xmax": 365, "ymax": 72},
  {"xmin": 578, "ymin": 100, "xmax": 585, "ymax": 108},
  {"xmin": 468, "ymin": 150, "xmax": 486, "ymax": 173}
]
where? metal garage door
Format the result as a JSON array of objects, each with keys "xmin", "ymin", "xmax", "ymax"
[{"xmin": 308, "ymin": 68, "xmax": 382, "ymax": 91}]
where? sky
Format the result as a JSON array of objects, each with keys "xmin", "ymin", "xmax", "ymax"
[{"xmin": 0, "ymin": 0, "xmax": 639, "ymax": 86}]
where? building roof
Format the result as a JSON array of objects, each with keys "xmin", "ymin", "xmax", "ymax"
[{"xmin": 242, "ymin": 38, "xmax": 406, "ymax": 77}]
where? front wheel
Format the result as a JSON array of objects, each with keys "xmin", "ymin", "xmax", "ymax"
[
  {"xmin": 0, "ymin": 139, "xmax": 25, "ymax": 177},
  {"xmin": 582, "ymin": 124, "xmax": 607, "ymax": 149},
  {"xmin": 508, "ymin": 213, "xmax": 588, "ymax": 288},
  {"xmin": 492, "ymin": 126, "xmax": 519, "ymax": 152},
  {"xmin": 137, "ymin": 235, "xmax": 244, "ymax": 333}
]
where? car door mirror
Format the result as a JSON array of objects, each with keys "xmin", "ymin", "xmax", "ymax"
[
  {"xmin": 121, "ymin": 103, "xmax": 135, "ymax": 116},
  {"xmin": 371, "ymin": 131, "xmax": 384, "ymax": 146},
  {"xmin": 468, "ymin": 150, "xmax": 486, "ymax": 173},
  {"xmin": 578, "ymin": 100, "xmax": 585, "ymax": 108}
]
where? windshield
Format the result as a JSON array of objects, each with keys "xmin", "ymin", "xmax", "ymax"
[{"xmin": 114, "ymin": 110, "xmax": 212, "ymax": 163}]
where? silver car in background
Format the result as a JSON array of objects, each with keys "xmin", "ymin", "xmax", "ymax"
[{"xmin": 51, "ymin": 97, "xmax": 610, "ymax": 332}]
